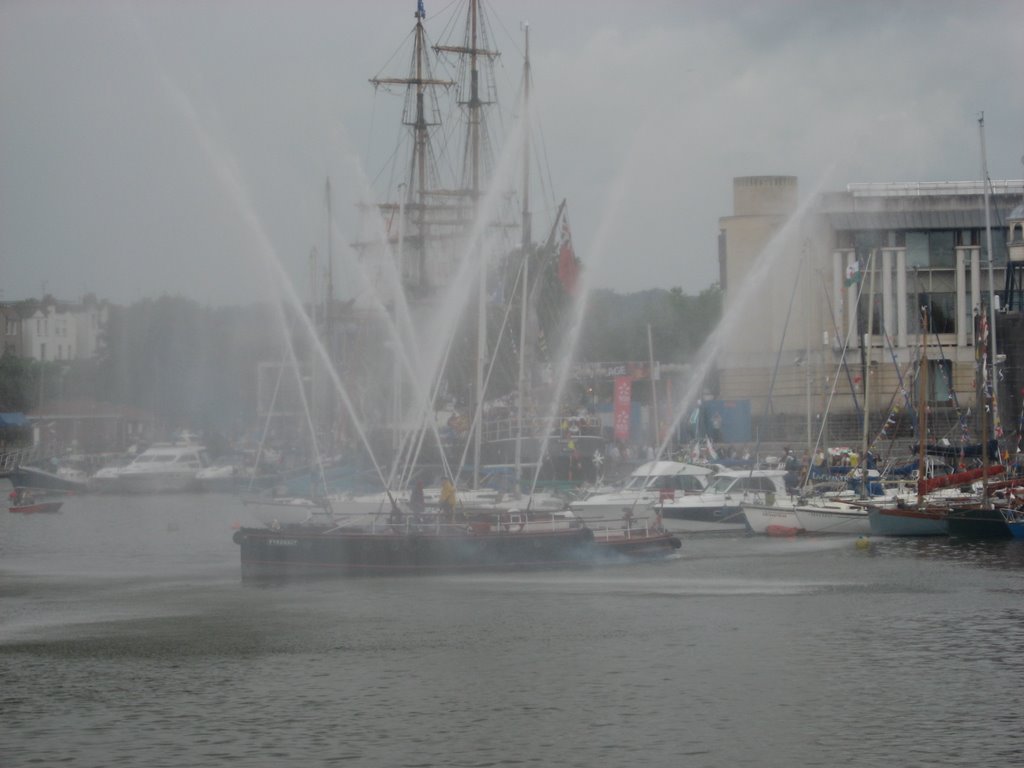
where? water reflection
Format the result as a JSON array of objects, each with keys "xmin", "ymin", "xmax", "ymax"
[{"xmin": 874, "ymin": 535, "xmax": 1024, "ymax": 571}]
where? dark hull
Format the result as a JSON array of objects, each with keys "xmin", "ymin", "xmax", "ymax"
[
  {"xmin": 11, "ymin": 466, "xmax": 88, "ymax": 493},
  {"xmin": 592, "ymin": 530, "xmax": 682, "ymax": 559},
  {"xmin": 659, "ymin": 504, "xmax": 748, "ymax": 532},
  {"xmin": 947, "ymin": 507, "xmax": 1012, "ymax": 539},
  {"xmin": 235, "ymin": 523, "xmax": 679, "ymax": 579},
  {"xmin": 236, "ymin": 525, "xmax": 597, "ymax": 579}
]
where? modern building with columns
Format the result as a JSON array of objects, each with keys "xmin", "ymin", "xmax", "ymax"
[{"xmin": 716, "ymin": 175, "xmax": 1024, "ymax": 441}]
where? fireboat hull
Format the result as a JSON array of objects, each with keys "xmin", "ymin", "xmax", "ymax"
[{"xmin": 234, "ymin": 523, "xmax": 680, "ymax": 579}]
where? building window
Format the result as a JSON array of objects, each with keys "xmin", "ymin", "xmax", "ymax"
[
  {"xmin": 928, "ymin": 359, "xmax": 953, "ymax": 404},
  {"xmin": 928, "ymin": 231, "xmax": 955, "ymax": 268},
  {"xmin": 39, "ymin": 342, "xmax": 46, "ymax": 361},
  {"xmin": 905, "ymin": 231, "xmax": 956, "ymax": 268},
  {"xmin": 912, "ymin": 292, "xmax": 956, "ymax": 335},
  {"xmin": 982, "ymin": 228, "xmax": 1008, "ymax": 267},
  {"xmin": 906, "ymin": 233, "xmax": 929, "ymax": 268}
]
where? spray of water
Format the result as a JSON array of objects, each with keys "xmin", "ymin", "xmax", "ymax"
[
  {"xmin": 326, "ymin": 112, "xmax": 529, "ymax": 492},
  {"xmin": 526, "ymin": 139, "xmax": 638, "ymax": 499},
  {"xmin": 655, "ymin": 173, "xmax": 836, "ymax": 461},
  {"xmin": 155, "ymin": 74, "xmax": 399, "ymax": 498}
]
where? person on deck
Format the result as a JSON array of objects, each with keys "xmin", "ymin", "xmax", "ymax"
[
  {"xmin": 440, "ymin": 478, "xmax": 457, "ymax": 521},
  {"xmin": 783, "ymin": 447, "xmax": 800, "ymax": 492}
]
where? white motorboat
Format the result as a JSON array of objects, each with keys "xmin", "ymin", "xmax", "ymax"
[
  {"xmin": 112, "ymin": 441, "xmax": 210, "ymax": 493},
  {"xmin": 568, "ymin": 461, "xmax": 711, "ymax": 523},
  {"xmin": 89, "ymin": 457, "xmax": 132, "ymax": 492},
  {"xmin": 657, "ymin": 469, "xmax": 790, "ymax": 533}
]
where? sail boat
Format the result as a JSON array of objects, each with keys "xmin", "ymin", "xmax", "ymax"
[
  {"xmin": 233, "ymin": 1, "xmax": 680, "ymax": 578},
  {"xmin": 945, "ymin": 115, "xmax": 1020, "ymax": 539},
  {"xmin": 867, "ymin": 308, "xmax": 956, "ymax": 536}
]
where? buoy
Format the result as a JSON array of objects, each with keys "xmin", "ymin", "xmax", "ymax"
[{"xmin": 855, "ymin": 536, "xmax": 871, "ymax": 550}]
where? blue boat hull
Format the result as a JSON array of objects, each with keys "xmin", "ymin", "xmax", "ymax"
[{"xmin": 868, "ymin": 506, "xmax": 948, "ymax": 537}]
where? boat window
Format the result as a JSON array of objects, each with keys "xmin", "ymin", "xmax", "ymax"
[
  {"xmin": 705, "ymin": 476, "xmax": 737, "ymax": 493},
  {"xmin": 675, "ymin": 475, "xmax": 705, "ymax": 492}
]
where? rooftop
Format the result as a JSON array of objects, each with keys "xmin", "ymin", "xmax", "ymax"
[{"xmin": 846, "ymin": 180, "xmax": 1024, "ymax": 198}]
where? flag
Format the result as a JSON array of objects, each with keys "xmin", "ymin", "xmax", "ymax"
[
  {"xmin": 417, "ymin": 0, "xmax": 426, "ymax": 18},
  {"xmin": 557, "ymin": 210, "xmax": 580, "ymax": 295},
  {"xmin": 613, "ymin": 376, "xmax": 631, "ymax": 442},
  {"xmin": 844, "ymin": 260, "xmax": 861, "ymax": 287}
]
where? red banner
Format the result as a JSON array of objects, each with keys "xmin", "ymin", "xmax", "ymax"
[{"xmin": 613, "ymin": 376, "xmax": 632, "ymax": 442}]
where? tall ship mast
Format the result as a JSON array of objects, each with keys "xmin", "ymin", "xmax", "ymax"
[
  {"xmin": 433, "ymin": 0, "xmax": 503, "ymax": 488},
  {"xmin": 360, "ymin": 0, "xmax": 585, "ymax": 487}
]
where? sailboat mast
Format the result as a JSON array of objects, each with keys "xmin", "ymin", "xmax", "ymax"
[
  {"xmin": 471, "ymin": 0, "xmax": 487, "ymax": 489},
  {"xmin": 432, "ymin": 0, "xmax": 501, "ymax": 489},
  {"xmin": 917, "ymin": 308, "xmax": 928, "ymax": 509},
  {"xmin": 979, "ymin": 114, "xmax": 999, "ymax": 445},
  {"xmin": 413, "ymin": 9, "xmax": 428, "ymax": 289},
  {"xmin": 860, "ymin": 249, "xmax": 876, "ymax": 499},
  {"xmin": 325, "ymin": 178, "xmax": 333, "ymax": 340},
  {"xmin": 515, "ymin": 23, "xmax": 532, "ymax": 490},
  {"xmin": 647, "ymin": 324, "xmax": 659, "ymax": 455},
  {"xmin": 325, "ymin": 177, "xmax": 334, "ymax": 449},
  {"xmin": 370, "ymin": 5, "xmax": 454, "ymax": 294}
]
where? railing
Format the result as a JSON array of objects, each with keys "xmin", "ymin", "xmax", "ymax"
[
  {"xmin": 0, "ymin": 447, "xmax": 37, "ymax": 476},
  {"xmin": 343, "ymin": 510, "xmax": 580, "ymax": 536},
  {"xmin": 587, "ymin": 516, "xmax": 655, "ymax": 541},
  {"xmin": 482, "ymin": 415, "xmax": 604, "ymax": 443}
]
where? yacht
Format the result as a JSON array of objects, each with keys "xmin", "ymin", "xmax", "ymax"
[
  {"xmin": 568, "ymin": 460, "xmax": 712, "ymax": 523},
  {"xmin": 113, "ymin": 441, "xmax": 210, "ymax": 493},
  {"xmin": 657, "ymin": 469, "xmax": 790, "ymax": 533}
]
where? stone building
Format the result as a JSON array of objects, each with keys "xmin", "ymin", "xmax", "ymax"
[
  {"xmin": 4, "ymin": 295, "xmax": 109, "ymax": 362},
  {"xmin": 717, "ymin": 175, "xmax": 1024, "ymax": 444}
]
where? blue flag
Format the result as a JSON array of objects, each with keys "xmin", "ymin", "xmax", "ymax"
[{"xmin": 418, "ymin": 0, "xmax": 425, "ymax": 18}]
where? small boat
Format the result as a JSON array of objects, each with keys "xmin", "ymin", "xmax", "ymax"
[
  {"xmin": 946, "ymin": 504, "xmax": 1024, "ymax": 539},
  {"xmin": 588, "ymin": 514, "xmax": 682, "ymax": 559},
  {"xmin": 568, "ymin": 460, "xmax": 711, "ymax": 522},
  {"xmin": 792, "ymin": 499, "xmax": 871, "ymax": 535},
  {"xmin": 657, "ymin": 469, "xmax": 789, "ymax": 533},
  {"xmin": 112, "ymin": 439, "xmax": 210, "ymax": 493},
  {"xmin": 10, "ymin": 463, "xmax": 90, "ymax": 493},
  {"xmin": 867, "ymin": 503, "xmax": 949, "ymax": 537},
  {"xmin": 9, "ymin": 500, "xmax": 63, "ymax": 514},
  {"xmin": 742, "ymin": 497, "xmax": 803, "ymax": 535}
]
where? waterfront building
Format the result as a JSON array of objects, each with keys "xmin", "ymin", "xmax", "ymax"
[
  {"xmin": 717, "ymin": 175, "xmax": 1024, "ymax": 443},
  {"xmin": 2, "ymin": 295, "xmax": 109, "ymax": 362}
]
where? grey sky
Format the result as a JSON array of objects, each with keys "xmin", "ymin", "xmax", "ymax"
[{"xmin": 1, "ymin": 0, "xmax": 1022, "ymax": 306}]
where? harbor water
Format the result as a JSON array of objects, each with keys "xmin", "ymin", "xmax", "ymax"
[{"xmin": 3, "ymin": 490, "xmax": 1024, "ymax": 767}]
